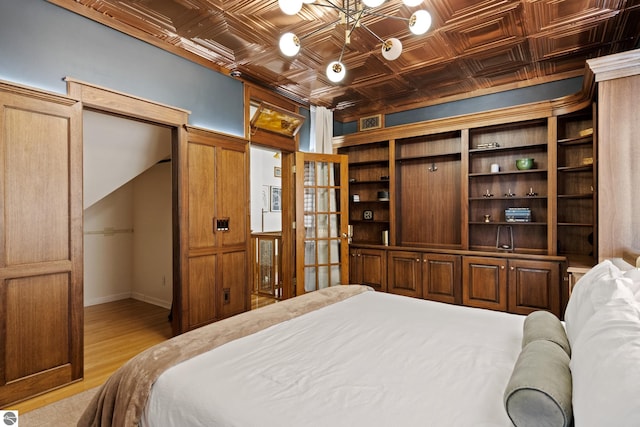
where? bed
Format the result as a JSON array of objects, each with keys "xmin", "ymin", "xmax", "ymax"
[{"xmin": 78, "ymin": 258, "xmax": 640, "ymax": 427}]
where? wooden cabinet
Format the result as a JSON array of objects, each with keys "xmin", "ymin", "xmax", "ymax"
[
  {"xmin": 387, "ymin": 251, "xmax": 423, "ymax": 298},
  {"xmin": 180, "ymin": 127, "xmax": 250, "ymax": 331},
  {"xmin": 422, "ymin": 253, "xmax": 462, "ymax": 305},
  {"xmin": 467, "ymin": 119, "xmax": 550, "ymax": 254},
  {"xmin": 333, "ymin": 98, "xmax": 596, "ymax": 316},
  {"xmin": 463, "ymin": 256, "xmax": 562, "ymax": 316},
  {"xmin": 556, "ymin": 107, "xmax": 596, "ymax": 266},
  {"xmin": 508, "ymin": 259, "xmax": 561, "ymax": 316},
  {"xmin": 395, "ymin": 132, "xmax": 462, "ymax": 248},
  {"xmin": 338, "ymin": 141, "xmax": 390, "ymax": 245},
  {"xmin": 0, "ymin": 83, "xmax": 83, "ymax": 406},
  {"xmin": 462, "ymin": 256, "xmax": 508, "ymax": 311},
  {"xmin": 349, "ymin": 247, "xmax": 386, "ymax": 291},
  {"xmin": 388, "ymin": 251, "xmax": 461, "ymax": 303}
]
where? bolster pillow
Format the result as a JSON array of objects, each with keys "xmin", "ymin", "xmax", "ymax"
[
  {"xmin": 504, "ymin": 340, "xmax": 573, "ymax": 427},
  {"xmin": 522, "ymin": 310, "xmax": 571, "ymax": 356}
]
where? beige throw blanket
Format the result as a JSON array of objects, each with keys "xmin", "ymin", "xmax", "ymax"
[{"xmin": 78, "ymin": 285, "xmax": 372, "ymax": 427}]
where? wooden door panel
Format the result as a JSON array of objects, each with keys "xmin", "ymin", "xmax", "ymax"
[
  {"xmin": 387, "ymin": 251, "xmax": 421, "ymax": 298},
  {"xmin": 360, "ymin": 249, "xmax": 386, "ymax": 291},
  {"xmin": 423, "ymin": 254, "xmax": 461, "ymax": 304},
  {"xmin": 0, "ymin": 86, "xmax": 82, "ymax": 406},
  {"xmin": 218, "ymin": 250, "xmax": 248, "ymax": 319},
  {"xmin": 508, "ymin": 260, "xmax": 561, "ymax": 316},
  {"xmin": 217, "ymin": 148, "xmax": 247, "ymax": 247},
  {"xmin": 187, "ymin": 142, "xmax": 216, "ymax": 250},
  {"xmin": 4, "ymin": 108, "xmax": 70, "ymax": 265},
  {"xmin": 180, "ymin": 128, "xmax": 250, "ymax": 333},
  {"xmin": 4, "ymin": 274, "xmax": 70, "ymax": 381},
  {"xmin": 462, "ymin": 256, "xmax": 507, "ymax": 311},
  {"xmin": 187, "ymin": 255, "xmax": 216, "ymax": 329},
  {"xmin": 349, "ymin": 249, "xmax": 361, "ymax": 285}
]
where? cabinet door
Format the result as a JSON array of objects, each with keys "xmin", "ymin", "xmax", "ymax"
[
  {"xmin": 508, "ymin": 259, "xmax": 561, "ymax": 316},
  {"xmin": 462, "ymin": 256, "xmax": 507, "ymax": 311},
  {"xmin": 360, "ymin": 248, "xmax": 387, "ymax": 291},
  {"xmin": 387, "ymin": 251, "xmax": 422, "ymax": 298},
  {"xmin": 0, "ymin": 88, "xmax": 83, "ymax": 406},
  {"xmin": 422, "ymin": 254, "xmax": 461, "ymax": 304},
  {"xmin": 179, "ymin": 130, "xmax": 249, "ymax": 332}
]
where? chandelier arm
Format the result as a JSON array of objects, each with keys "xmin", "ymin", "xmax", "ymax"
[
  {"xmin": 345, "ymin": 8, "xmax": 366, "ymax": 41},
  {"xmin": 359, "ymin": 10, "xmax": 410, "ymax": 21},
  {"xmin": 358, "ymin": 23, "xmax": 384, "ymax": 43}
]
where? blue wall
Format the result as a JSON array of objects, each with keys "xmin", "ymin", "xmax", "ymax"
[
  {"xmin": 0, "ymin": 0, "xmax": 245, "ymax": 136},
  {"xmin": 335, "ymin": 77, "xmax": 583, "ymax": 136}
]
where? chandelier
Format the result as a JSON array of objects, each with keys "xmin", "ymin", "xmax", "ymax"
[{"xmin": 278, "ymin": 0, "xmax": 432, "ymax": 83}]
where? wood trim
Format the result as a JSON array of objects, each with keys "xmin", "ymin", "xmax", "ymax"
[
  {"xmin": 623, "ymin": 248, "xmax": 640, "ymax": 268},
  {"xmin": 587, "ymin": 50, "xmax": 640, "ymax": 82},
  {"xmin": 0, "ymin": 79, "xmax": 77, "ymax": 106},
  {"xmin": 65, "ymin": 78, "xmax": 190, "ymax": 125}
]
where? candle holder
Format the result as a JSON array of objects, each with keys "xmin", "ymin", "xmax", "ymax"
[{"xmin": 484, "ymin": 214, "xmax": 491, "ymax": 223}]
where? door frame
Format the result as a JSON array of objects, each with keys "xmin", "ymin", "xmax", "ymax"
[{"xmin": 65, "ymin": 78, "xmax": 189, "ymax": 336}]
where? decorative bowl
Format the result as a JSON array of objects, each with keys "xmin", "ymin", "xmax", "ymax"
[{"xmin": 515, "ymin": 158, "xmax": 534, "ymax": 170}]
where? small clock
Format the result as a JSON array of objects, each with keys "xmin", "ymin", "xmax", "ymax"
[{"xmin": 363, "ymin": 209, "xmax": 374, "ymax": 220}]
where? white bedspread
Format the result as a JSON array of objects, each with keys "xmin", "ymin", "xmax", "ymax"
[{"xmin": 143, "ymin": 291, "xmax": 524, "ymax": 426}]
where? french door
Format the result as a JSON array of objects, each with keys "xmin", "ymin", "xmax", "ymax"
[{"xmin": 294, "ymin": 152, "xmax": 349, "ymax": 295}]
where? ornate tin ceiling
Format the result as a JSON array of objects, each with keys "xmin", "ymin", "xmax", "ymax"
[{"xmin": 50, "ymin": 0, "xmax": 639, "ymax": 122}]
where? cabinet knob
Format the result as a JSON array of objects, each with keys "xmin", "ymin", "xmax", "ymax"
[
  {"xmin": 501, "ymin": 265, "xmax": 505, "ymax": 270},
  {"xmin": 416, "ymin": 259, "xmax": 420, "ymax": 262},
  {"xmin": 510, "ymin": 266, "xmax": 515, "ymax": 271}
]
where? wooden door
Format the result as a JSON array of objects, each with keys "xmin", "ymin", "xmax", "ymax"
[
  {"xmin": 387, "ymin": 251, "xmax": 422, "ymax": 298},
  {"xmin": 177, "ymin": 128, "xmax": 249, "ymax": 332},
  {"xmin": 350, "ymin": 247, "xmax": 387, "ymax": 291},
  {"xmin": 295, "ymin": 152, "xmax": 349, "ymax": 295},
  {"xmin": 508, "ymin": 259, "xmax": 561, "ymax": 316},
  {"xmin": 0, "ymin": 84, "xmax": 83, "ymax": 406},
  {"xmin": 422, "ymin": 254, "xmax": 461, "ymax": 304},
  {"xmin": 462, "ymin": 256, "xmax": 507, "ymax": 311}
]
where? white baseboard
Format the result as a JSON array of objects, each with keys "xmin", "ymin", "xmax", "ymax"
[
  {"xmin": 84, "ymin": 292, "xmax": 172, "ymax": 309},
  {"xmin": 84, "ymin": 292, "xmax": 132, "ymax": 307},
  {"xmin": 130, "ymin": 292, "xmax": 172, "ymax": 309}
]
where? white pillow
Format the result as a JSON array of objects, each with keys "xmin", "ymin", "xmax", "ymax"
[
  {"xmin": 570, "ymin": 296, "xmax": 640, "ymax": 427},
  {"xmin": 564, "ymin": 260, "xmax": 629, "ymax": 345}
]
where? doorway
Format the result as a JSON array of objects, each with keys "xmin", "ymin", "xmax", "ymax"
[
  {"xmin": 83, "ymin": 110, "xmax": 173, "ymax": 311},
  {"xmin": 250, "ymin": 146, "xmax": 282, "ymax": 307}
]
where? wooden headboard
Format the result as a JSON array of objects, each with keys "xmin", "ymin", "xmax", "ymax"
[{"xmin": 623, "ymin": 248, "xmax": 640, "ymax": 268}]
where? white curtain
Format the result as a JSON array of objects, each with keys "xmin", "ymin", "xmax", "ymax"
[{"xmin": 304, "ymin": 107, "xmax": 340, "ymax": 291}]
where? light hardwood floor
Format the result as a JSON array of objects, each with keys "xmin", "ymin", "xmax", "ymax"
[
  {"xmin": 11, "ymin": 299, "xmax": 172, "ymax": 413},
  {"xmin": 11, "ymin": 294, "xmax": 277, "ymax": 413}
]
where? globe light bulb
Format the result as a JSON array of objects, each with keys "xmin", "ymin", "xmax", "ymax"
[
  {"xmin": 409, "ymin": 9, "xmax": 432, "ymax": 35},
  {"xmin": 279, "ymin": 32, "xmax": 300, "ymax": 56},
  {"xmin": 381, "ymin": 38, "xmax": 402, "ymax": 60},
  {"xmin": 402, "ymin": 0, "xmax": 423, "ymax": 6},
  {"xmin": 278, "ymin": 0, "xmax": 303, "ymax": 15},
  {"xmin": 326, "ymin": 61, "xmax": 346, "ymax": 83}
]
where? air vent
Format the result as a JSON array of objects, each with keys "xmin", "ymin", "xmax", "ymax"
[{"xmin": 359, "ymin": 114, "xmax": 383, "ymax": 132}]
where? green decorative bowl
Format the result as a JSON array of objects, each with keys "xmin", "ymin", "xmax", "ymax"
[{"xmin": 516, "ymin": 158, "xmax": 534, "ymax": 170}]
